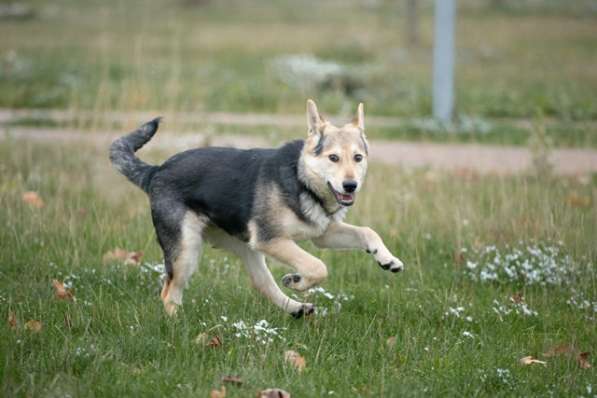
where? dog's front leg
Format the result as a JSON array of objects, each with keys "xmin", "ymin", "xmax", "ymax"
[
  {"xmin": 313, "ymin": 222, "xmax": 404, "ymax": 273},
  {"xmin": 256, "ymin": 239, "xmax": 328, "ymax": 292}
]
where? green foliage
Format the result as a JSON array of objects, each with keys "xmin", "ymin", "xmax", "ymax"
[{"xmin": 1, "ymin": 141, "xmax": 595, "ymax": 396}]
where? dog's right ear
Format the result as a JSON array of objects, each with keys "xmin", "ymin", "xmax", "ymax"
[{"xmin": 306, "ymin": 99, "xmax": 324, "ymax": 136}]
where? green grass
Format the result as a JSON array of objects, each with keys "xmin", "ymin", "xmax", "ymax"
[
  {"xmin": 1, "ymin": 140, "xmax": 595, "ymax": 396},
  {"xmin": 1, "ymin": 0, "xmax": 597, "ymax": 121}
]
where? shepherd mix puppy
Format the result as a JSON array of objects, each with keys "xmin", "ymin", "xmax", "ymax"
[{"xmin": 110, "ymin": 100, "xmax": 404, "ymax": 317}]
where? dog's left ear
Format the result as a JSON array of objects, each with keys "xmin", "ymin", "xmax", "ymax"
[
  {"xmin": 355, "ymin": 102, "xmax": 365, "ymax": 131},
  {"xmin": 306, "ymin": 99, "xmax": 325, "ymax": 136}
]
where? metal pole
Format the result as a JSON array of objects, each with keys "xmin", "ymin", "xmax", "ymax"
[{"xmin": 433, "ymin": 0, "xmax": 456, "ymax": 122}]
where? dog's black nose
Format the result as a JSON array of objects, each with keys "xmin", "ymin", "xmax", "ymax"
[{"xmin": 343, "ymin": 180, "xmax": 358, "ymax": 193}]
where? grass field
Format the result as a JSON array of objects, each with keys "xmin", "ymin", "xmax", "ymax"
[
  {"xmin": 1, "ymin": 0, "xmax": 597, "ymax": 146},
  {"xmin": 1, "ymin": 139, "xmax": 595, "ymax": 396},
  {"xmin": 1, "ymin": 0, "xmax": 597, "ymax": 396}
]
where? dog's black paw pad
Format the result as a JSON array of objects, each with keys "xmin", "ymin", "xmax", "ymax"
[
  {"xmin": 291, "ymin": 308, "xmax": 304, "ymax": 319},
  {"xmin": 282, "ymin": 273, "xmax": 301, "ymax": 287},
  {"xmin": 291, "ymin": 304, "xmax": 315, "ymax": 319}
]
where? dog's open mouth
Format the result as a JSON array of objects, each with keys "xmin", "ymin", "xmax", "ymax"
[{"xmin": 327, "ymin": 182, "xmax": 354, "ymax": 206}]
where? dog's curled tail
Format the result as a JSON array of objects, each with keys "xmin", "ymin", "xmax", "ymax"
[{"xmin": 109, "ymin": 117, "xmax": 162, "ymax": 193}]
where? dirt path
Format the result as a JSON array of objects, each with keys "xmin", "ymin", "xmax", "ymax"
[
  {"xmin": 2, "ymin": 126, "xmax": 597, "ymax": 176},
  {"xmin": 2, "ymin": 107, "xmax": 597, "ymax": 130}
]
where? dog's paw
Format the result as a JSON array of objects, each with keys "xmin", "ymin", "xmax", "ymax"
[
  {"xmin": 290, "ymin": 303, "xmax": 315, "ymax": 319},
  {"xmin": 282, "ymin": 273, "xmax": 302, "ymax": 289},
  {"xmin": 376, "ymin": 253, "xmax": 404, "ymax": 273}
]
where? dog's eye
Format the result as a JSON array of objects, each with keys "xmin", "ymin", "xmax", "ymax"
[
  {"xmin": 354, "ymin": 154, "xmax": 363, "ymax": 163},
  {"xmin": 328, "ymin": 154, "xmax": 339, "ymax": 163}
]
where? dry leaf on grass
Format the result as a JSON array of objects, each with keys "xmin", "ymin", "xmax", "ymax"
[
  {"xmin": 543, "ymin": 344, "xmax": 592, "ymax": 369},
  {"xmin": 510, "ymin": 292, "xmax": 524, "ymax": 304},
  {"xmin": 519, "ymin": 356, "xmax": 546, "ymax": 366},
  {"xmin": 102, "ymin": 248, "xmax": 143, "ymax": 266},
  {"xmin": 543, "ymin": 344, "xmax": 575, "ymax": 358},
  {"xmin": 22, "ymin": 191, "xmax": 44, "ymax": 208},
  {"xmin": 222, "ymin": 375, "xmax": 243, "ymax": 386},
  {"xmin": 284, "ymin": 350, "xmax": 305, "ymax": 372},
  {"xmin": 453, "ymin": 250, "xmax": 465, "ymax": 265},
  {"xmin": 577, "ymin": 352, "xmax": 592, "ymax": 369},
  {"xmin": 210, "ymin": 386, "xmax": 226, "ymax": 398},
  {"xmin": 8, "ymin": 311, "xmax": 17, "ymax": 330},
  {"xmin": 25, "ymin": 319, "xmax": 42, "ymax": 333},
  {"xmin": 208, "ymin": 335, "xmax": 222, "ymax": 348},
  {"xmin": 194, "ymin": 332, "xmax": 222, "ymax": 348},
  {"xmin": 194, "ymin": 332, "xmax": 209, "ymax": 345},
  {"xmin": 52, "ymin": 279, "xmax": 73, "ymax": 300},
  {"xmin": 386, "ymin": 336, "xmax": 397, "ymax": 349},
  {"xmin": 258, "ymin": 388, "xmax": 291, "ymax": 398},
  {"xmin": 566, "ymin": 192, "xmax": 591, "ymax": 208}
]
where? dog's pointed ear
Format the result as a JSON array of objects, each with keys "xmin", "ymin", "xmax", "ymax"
[
  {"xmin": 306, "ymin": 99, "xmax": 324, "ymax": 136},
  {"xmin": 355, "ymin": 102, "xmax": 365, "ymax": 131}
]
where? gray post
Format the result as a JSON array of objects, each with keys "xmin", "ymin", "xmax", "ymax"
[{"xmin": 433, "ymin": 0, "xmax": 456, "ymax": 122}]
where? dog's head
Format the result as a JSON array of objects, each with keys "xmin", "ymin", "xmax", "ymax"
[{"xmin": 301, "ymin": 99, "xmax": 369, "ymax": 207}]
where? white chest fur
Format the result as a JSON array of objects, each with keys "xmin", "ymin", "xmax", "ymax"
[{"xmin": 278, "ymin": 193, "xmax": 348, "ymax": 241}]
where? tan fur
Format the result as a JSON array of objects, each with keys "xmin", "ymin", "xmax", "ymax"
[
  {"xmin": 256, "ymin": 238, "xmax": 328, "ymax": 291},
  {"xmin": 302, "ymin": 103, "xmax": 369, "ymax": 212},
  {"xmin": 162, "ymin": 211, "xmax": 206, "ymax": 316},
  {"xmin": 205, "ymin": 227, "xmax": 304, "ymax": 313},
  {"xmin": 157, "ymin": 99, "xmax": 403, "ymax": 317}
]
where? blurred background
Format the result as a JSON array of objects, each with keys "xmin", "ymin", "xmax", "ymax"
[
  {"xmin": 1, "ymin": 0, "xmax": 596, "ymax": 147},
  {"xmin": 2, "ymin": 3, "xmax": 596, "ymax": 396}
]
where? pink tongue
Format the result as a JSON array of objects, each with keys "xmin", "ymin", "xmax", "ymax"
[{"xmin": 341, "ymin": 193, "xmax": 353, "ymax": 201}]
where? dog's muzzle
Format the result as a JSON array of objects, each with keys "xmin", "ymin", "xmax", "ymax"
[{"xmin": 327, "ymin": 182, "xmax": 355, "ymax": 206}]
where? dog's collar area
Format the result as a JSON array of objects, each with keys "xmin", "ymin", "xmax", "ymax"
[{"xmin": 300, "ymin": 181, "xmax": 343, "ymax": 217}]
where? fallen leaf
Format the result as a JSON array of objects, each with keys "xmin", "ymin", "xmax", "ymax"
[
  {"xmin": 566, "ymin": 192, "xmax": 591, "ymax": 208},
  {"xmin": 453, "ymin": 167, "xmax": 479, "ymax": 181},
  {"xmin": 210, "ymin": 386, "xmax": 226, "ymax": 398},
  {"xmin": 125, "ymin": 251, "xmax": 143, "ymax": 266},
  {"xmin": 194, "ymin": 332, "xmax": 222, "ymax": 348},
  {"xmin": 208, "ymin": 335, "xmax": 222, "ymax": 348},
  {"xmin": 453, "ymin": 250, "xmax": 465, "ymax": 265},
  {"xmin": 22, "ymin": 191, "xmax": 44, "ymax": 208},
  {"xmin": 386, "ymin": 336, "xmax": 397, "ymax": 349},
  {"xmin": 510, "ymin": 292, "xmax": 524, "ymax": 304},
  {"xmin": 102, "ymin": 248, "xmax": 143, "ymax": 266},
  {"xmin": 519, "ymin": 356, "xmax": 547, "ymax": 366},
  {"xmin": 222, "ymin": 375, "xmax": 243, "ymax": 386},
  {"xmin": 25, "ymin": 319, "xmax": 42, "ymax": 333},
  {"xmin": 52, "ymin": 279, "xmax": 73, "ymax": 300},
  {"xmin": 258, "ymin": 388, "xmax": 291, "ymax": 398},
  {"xmin": 543, "ymin": 344, "xmax": 575, "ymax": 358},
  {"xmin": 577, "ymin": 352, "xmax": 592, "ymax": 369},
  {"xmin": 194, "ymin": 332, "xmax": 209, "ymax": 345},
  {"xmin": 7, "ymin": 311, "xmax": 17, "ymax": 329},
  {"xmin": 284, "ymin": 350, "xmax": 305, "ymax": 372}
]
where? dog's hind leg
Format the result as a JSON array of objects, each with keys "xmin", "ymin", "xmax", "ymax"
[
  {"xmin": 205, "ymin": 229, "xmax": 312, "ymax": 318},
  {"xmin": 154, "ymin": 204, "xmax": 205, "ymax": 316}
]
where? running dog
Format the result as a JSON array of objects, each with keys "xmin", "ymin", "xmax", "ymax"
[{"xmin": 109, "ymin": 100, "xmax": 404, "ymax": 318}]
